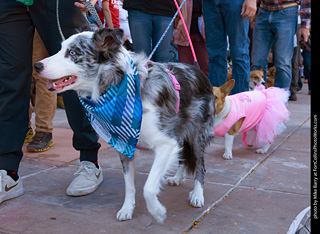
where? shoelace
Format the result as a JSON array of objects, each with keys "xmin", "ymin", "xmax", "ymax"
[
  {"xmin": 74, "ymin": 164, "xmax": 94, "ymax": 177},
  {"xmin": 32, "ymin": 133, "xmax": 49, "ymax": 143}
]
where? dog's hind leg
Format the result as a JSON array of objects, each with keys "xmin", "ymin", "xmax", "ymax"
[
  {"xmin": 117, "ymin": 153, "xmax": 136, "ymax": 221},
  {"xmin": 143, "ymin": 142, "xmax": 180, "ymax": 223},
  {"xmin": 189, "ymin": 151, "xmax": 205, "ymax": 208},
  {"xmin": 167, "ymin": 161, "xmax": 185, "ymax": 186},
  {"xmin": 256, "ymin": 143, "xmax": 271, "ymax": 154}
]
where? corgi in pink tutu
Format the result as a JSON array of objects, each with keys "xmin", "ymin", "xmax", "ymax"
[{"xmin": 213, "ymin": 79, "xmax": 290, "ymax": 160}]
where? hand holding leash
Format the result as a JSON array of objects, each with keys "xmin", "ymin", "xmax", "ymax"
[
  {"xmin": 75, "ymin": 0, "xmax": 104, "ymax": 28},
  {"xmin": 299, "ymin": 27, "xmax": 310, "ymax": 43},
  {"xmin": 74, "ymin": 0, "xmax": 98, "ymax": 11}
]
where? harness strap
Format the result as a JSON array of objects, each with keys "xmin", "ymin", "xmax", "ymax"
[
  {"xmin": 146, "ymin": 61, "xmax": 180, "ymax": 114},
  {"xmin": 165, "ymin": 68, "xmax": 181, "ymax": 114}
]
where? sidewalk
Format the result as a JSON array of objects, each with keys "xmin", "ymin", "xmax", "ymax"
[{"xmin": 0, "ymin": 86, "xmax": 310, "ymax": 234}]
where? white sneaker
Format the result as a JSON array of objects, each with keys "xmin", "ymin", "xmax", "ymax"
[
  {"xmin": 0, "ymin": 170, "xmax": 24, "ymax": 203},
  {"xmin": 66, "ymin": 161, "xmax": 103, "ymax": 196}
]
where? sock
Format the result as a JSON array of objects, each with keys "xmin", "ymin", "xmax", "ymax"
[
  {"xmin": 81, "ymin": 160, "xmax": 99, "ymax": 169},
  {"xmin": 93, "ymin": 161, "xmax": 99, "ymax": 169},
  {"xmin": 6, "ymin": 170, "xmax": 19, "ymax": 181}
]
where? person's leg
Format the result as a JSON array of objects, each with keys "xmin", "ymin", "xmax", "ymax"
[
  {"xmin": 224, "ymin": 0, "xmax": 250, "ymax": 94},
  {"xmin": 192, "ymin": 33, "xmax": 209, "ymax": 76},
  {"xmin": 289, "ymin": 25, "xmax": 300, "ymax": 100},
  {"xmin": 32, "ymin": 30, "xmax": 57, "ymax": 134},
  {"xmin": 128, "ymin": 10, "xmax": 152, "ymax": 56},
  {"xmin": 0, "ymin": 0, "xmax": 34, "ymax": 203},
  {"xmin": 203, "ymin": 0, "xmax": 228, "ymax": 87},
  {"xmin": 62, "ymin": 91, "xmax": 100, "ymax": 162},
  {"xmin": 30, "ymin": 0, "xmax": 102, "ymax": 196},
  {"xmin": 0, "ymin": 1, "xmax": 34, "ymax": 172},
  {"xmin": 178, "ymin": 33, "xmax": 209, "ymax": 76},
  {"xmin": 30, "ymin": 0, "xmax": 101, "ymax": 160},
  {"xmin": 271, "ymin": 7, "xmax": 298, "ymax": 89},
  {"xmin": 250, "ymin": 8, "xmax": 275, "ymax": 82},
  {"xmin": 152, "ymin": 14, "xmax": 174, "ymax": 62},
  {"xmin": 27, "ymin": 30, "xmax": 57, "ymax": 152},
  {"xmin": 302, "ymin": 50, "xmax": 311, "ymax": 93}
]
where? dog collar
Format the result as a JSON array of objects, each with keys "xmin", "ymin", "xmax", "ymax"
[{"xmin": 79, "ymin": 56, "xmax": 142, "ymax": 159}]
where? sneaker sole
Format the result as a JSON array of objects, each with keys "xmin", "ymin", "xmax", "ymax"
[
  {"xmin": 0, "ymin": 187, "xmax": 24, "ymax": 204},
  {"xmin": 27, "ymin": 141, "xmax": 54, "ymax": 152}
]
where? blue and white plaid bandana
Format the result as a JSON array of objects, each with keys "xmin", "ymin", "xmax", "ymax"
[{"xmin": 79, "ymin": 56, "xmax": 142, "ymax": 159}]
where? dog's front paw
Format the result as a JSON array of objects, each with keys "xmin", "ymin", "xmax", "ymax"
[
  {"xmin": 189, "ymin": 189, "xmax": 204, "ymax": 208},
  {"xmin": 117, "ymin": 204, "xmax": 135, "ymax": 221},
  {"xmin": 223, "ymin": 152, "xmax": 233, "ymax": 160},
  {"xmin": 149, "ymin": 204, "xmax": 167, "ymax": 224}
]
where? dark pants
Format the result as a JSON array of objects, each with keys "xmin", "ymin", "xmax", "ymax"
[
  {"xmin": 302, "ymin": 50, "xmax": 311, "ymax": 91},
  {"xmin": 0, "ymin": 0, "xmax": 100, "ymax": 172},
  {"xmin": 290, "ymin": 24, "xmax": 301, "ymax": 95}
]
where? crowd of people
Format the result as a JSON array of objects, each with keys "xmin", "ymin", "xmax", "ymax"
[{"xmin": 0, "ymin": 0, "xmax": 311, "ymax": 204}]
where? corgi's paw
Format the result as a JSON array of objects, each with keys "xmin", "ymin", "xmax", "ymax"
[
  {"xmin": 256, "ymin": 148, "xmax": 268, "ymax": 154},
  {"xmin": 223, "ymin": 152, "xmax": 233, "ymax": 160},
  {"xmin": 256, "ymin": 144, "xmax": 271, "ymax": 154}
]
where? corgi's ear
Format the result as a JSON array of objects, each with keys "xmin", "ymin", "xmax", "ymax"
[
  {"xmin": 259, "ymin": 68, "xmax": 264, "ymax": 73},
  {"xmin": 220, "ymin": 79, "xmax": 235, "ymax": 96}
]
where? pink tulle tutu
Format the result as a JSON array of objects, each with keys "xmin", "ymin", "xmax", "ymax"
[{"xmin": 247, "ymin": 85, "xmax": 290, "ymax": 147}]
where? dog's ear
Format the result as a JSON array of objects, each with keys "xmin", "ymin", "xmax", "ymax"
[
  {"xmin": 220, "ymin": 79, "xmax": 235, "ymax": 96},
  {"xmin": 92, "ymin": 28, "xmax": 124, "ymax": 55}
]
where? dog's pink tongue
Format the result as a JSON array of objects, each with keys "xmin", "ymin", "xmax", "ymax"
[{"xmin": 46, "ymin": 80, "xmax": 54, "ymax": 90}]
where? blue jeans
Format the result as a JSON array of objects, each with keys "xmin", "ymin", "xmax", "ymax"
[
  {"xmin": 128, "ymin": 10, "xmax": 174, "ymax": 62},
  {"xmin": 251, "ymin": 7, "xmax": 298, "ymax": 89},
  {"xmin": 203, "ymin": 0, "xmax": 250, "ymax": 94}
]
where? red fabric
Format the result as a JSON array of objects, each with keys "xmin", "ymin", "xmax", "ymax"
[{"xmin": 102, "ymin": 0, "xmax": 120, "ymax": 28}]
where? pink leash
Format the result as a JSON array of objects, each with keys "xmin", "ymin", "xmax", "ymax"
[{"xmin": 172, "ymin": 0, "xmax": 199, "ymax": 67}]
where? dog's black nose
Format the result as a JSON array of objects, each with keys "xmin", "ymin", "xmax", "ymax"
[{"xmin": 34, "ymin": 62, "xmax": 44, "ymax": 73}]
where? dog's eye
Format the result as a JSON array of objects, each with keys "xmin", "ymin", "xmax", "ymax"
[{"xmin": 69, "ymin": 50, "xmax": 76, "ymax": 56}]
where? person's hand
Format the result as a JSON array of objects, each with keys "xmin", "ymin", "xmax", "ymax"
[
  {"xmin": 74, "ymin": 0, "xmax": 98, "ymax": 11},
  {"xmin": 241, "ymin": 0, "xmax": 257, "ymax": 19},
  {"xmin": 299, "ymin": 27, "xmax": 310, "ymax": 43}
]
